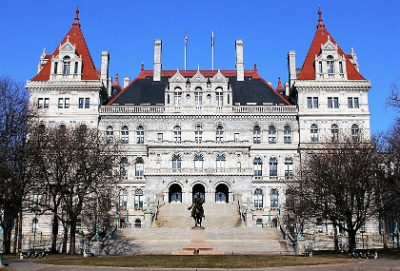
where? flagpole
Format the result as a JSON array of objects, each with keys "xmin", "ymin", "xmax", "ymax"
[
  {"xmin": 185, "ymin": 31, "xmax": 187, "ymax": 70},
  {"xmin": 211, "ymin": 31, "xmax": 214, "ymax": 70}
]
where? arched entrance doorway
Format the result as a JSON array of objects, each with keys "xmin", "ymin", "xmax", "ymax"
[
  {"xmin": 192, "ymin": 183, "xmax": 205, "ymax": 202},
  {"xmin": 215, "ymin": 183, "xmax": 229, "ymax": 203},
  {"xmin": 169, "ymin": 184, "xmax": 182, "ymax": 203}
]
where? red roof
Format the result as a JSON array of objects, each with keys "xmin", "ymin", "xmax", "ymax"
[
  {"xmin": 275, "ymin": 77, "xmax": 285, "ymax": 92},
  {"xmin": 297, "ymin": 8, "xmax": 365, "ymax": 81},
  {"xmin": 31, "ymin": 7, "xmax": 99, "ymax": 81},
  {"xmin": 112, "ymin": 73, "xmax": 122, "ymax": 88}
]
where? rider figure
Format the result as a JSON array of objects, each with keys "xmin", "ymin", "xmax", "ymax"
[{"xmin": 188, "ymin": 192, "xmax": 204, "ymax": 219}]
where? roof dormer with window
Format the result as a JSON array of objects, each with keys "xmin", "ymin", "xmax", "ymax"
[
  {"xmin": 314, "ymin": 36, "xmax": 347, "ymax": 80},
  {"xmin": 49, "ymin": 36, "xmax": 83, "ymax": 80}
]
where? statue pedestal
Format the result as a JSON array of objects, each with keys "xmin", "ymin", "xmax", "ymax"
[{"xmin": 183, "ymin": 227, "xmax": 213, "ymax": 252}]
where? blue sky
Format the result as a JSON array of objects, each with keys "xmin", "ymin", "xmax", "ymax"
[{"xmin": 0, "ymin": 0, "xmax": 399, "ymax": 134}]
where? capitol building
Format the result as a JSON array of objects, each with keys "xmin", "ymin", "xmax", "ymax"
[{"xmin": 23, "ymin": 7, "xmax": 372, "ymax": 253}]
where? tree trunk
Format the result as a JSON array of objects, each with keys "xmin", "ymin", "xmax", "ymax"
[
  {"xmin": 13, "ymin": 213, "xmax": 19, "ymax": 253},
  {"xmin": 51, "ymin": 212, "xmax": 59, "ymax": 253},
  {"xmin": 3, "ymin": 212, "xmax": 13, "ymax": 253},
  {"xmin": 62, "ymin": 222, "xmax": 69, "ymax": 253},
  {"xmin": 348, "ymin": 229, "xmax": 357, "ymax": 251},
  {"xmin": 381, "ymin": 217, "xmax": 388, "ymax": 249},
  {"xmin": 17, "ymin": 210, "xmax": 23, "ymax": 251},
  {"xmin": 69, "ymin": 218, "xmax": 76, "ymax": 254},
  {"xmin": 333, "ymin": 225, "xmax": 339, "ymax": 251}
]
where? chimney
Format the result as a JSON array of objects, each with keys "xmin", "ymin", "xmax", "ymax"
[
  {"xmin": 124, "ymin": 77, "xmax": 131, "ymax": 88},
  {"xmin": 101, "ymin": 51, "xmax": 110, "ymax": 92},
  {"xmin": 235, "ymin": 40, "xmax": 244, "ymax": 81},
  {"xmin": 153, "ymin": 40, "xmax": 162, "ymax": 81},
  {"xmin": 288, "ymin": 51, "xmax": 296, "ymax": 89}
]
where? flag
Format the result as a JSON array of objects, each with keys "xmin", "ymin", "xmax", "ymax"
[
  {"xmin": 185, "ymin": 31, "xmax": 188, "ymax": 45},
  {"xmin": 211, "ymin": 31, "xmax": 215, "ymax": 47}
]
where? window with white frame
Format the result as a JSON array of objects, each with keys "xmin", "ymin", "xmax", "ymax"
[
  {"xmin": 157, "ymin": 133, "xmax": 163, "ymax": 142},
  {"xmin": 119, "ymin": 189, "xmax": 128, "ymax": 209},
  {"xmin": 284, "ymin": 157, "xmax": 293, "ymax": 177},
  {"xmin": 63, "ymin": 56, "xmax": 71, "ymax": 75},
  {"xmin": 284, "ymin": 125, "xmax": 291, "ymax": 144},
  {"xmin": 195, "ymin": 87, "xmax": 202, "ymax": 108},
  {"xmin": 268, "ymin": 125, "xmax": 276, "ymax": 144},
  {"xmin": 348, "ymin": 97, "xmax": 360, "ymax": 108},
  {"xmin": 351, "ymin": 124, "xmax": 360, "ymax": 142},
  {"xmin": 234, "ymin": 133, "xmax": 240, "ymax": 142},
  {"xmin": 328, "ymin": 97, "xmax": 338, "ymax": 108},
  {"xmin": 254, "ymin": 188, "xmax": 263, "ymax": 209},
  {"xmin": 269, "ymin": 157, "xmax": 278, "ymax": 176},
  {"xmin": 44, "ymin": 98, "xmax": 49, "ymax": 109},
  {"xmin": 253, "ymin": 125, "xmax": 261, "ymax": 144},
  {"xmin": 253, "ymin": 157, "xmax": 262, "ymax": 176},
  {"xmin": 79, "ymin": 98, "xmax": 84, "ymax": 108},
  {"xmin": 174, "ymin": 87, "xmax": 182, "ymax": 107},
  {"xmin": 121, "ymin": 126, "xmax": 129, "ymax": 143},
  {"xmin": 172, "ymin": 154, "xmax": 181, "ymax": 172},
  {"xmin": 331, "ymin": 124, "xmax": 339, "ymax": 141},
  {"xmin": 195, "ymin": 124, "xmax": 202, "ymax": 143},
  {"xmin": 311, "ymin": 124, "xmax": 319, "ymax": 142},
  {"xmin": 120, "ymin": 157, "xmax": 128, "ymax": 176},
  {"xmin": 194, "ymin": 154, "xmax": 203, "ymax": 171},
  {"xmin": 58, "ymin": 98, "xmax": 64, "ymax": 109},
  {"xmin": 270, "ymin": 189, "xmax": 279, "ymax": 208},
  {"xmin": 237, "ymin": 162, "xmax": 241, "ymax": 172},
  {"xmin": 216, "ymin": 87, "xmax": 223, "ymax": 107},
  {"xmin": 136, "ymin": 126, "xmax": 144, "ymax": 144},
  {"xmin": 37, "ymin": 98, "xmax": 44, "ymax": 109},
  {"xmin": 135, "ymin": 157, "xmax": 144, "ymax": 176},
  {"xmin": 326, "ymin": 55, "xmax": 334, "ymax": 74},
  {"xmin": 174, "ymin": 126, "xmax": 181, "ymax": 142},
  {"xmin": 32, "ymin": 218, "xmax": 39, "ymax": 234},
  {"xmin": 106, "ymin": 126, "xmax": 114, "ymax": 143},
  {"xmin": 85, "ymin": 98, "xmax": 90, "ymax": 108},
  {"xmin": 216, "ymin": 154, "xmax": 226, "ymax": 172},
  {"xmin": 134, "ymin": 189, "xmax": 144, "ymax": 210},
  {"xmin": 307, "ymin": 97, "xmax": 318, "ymax": 108},
  {"xmin": 216, "ymin": 125, "xmax": 224, "ymax": 142}
]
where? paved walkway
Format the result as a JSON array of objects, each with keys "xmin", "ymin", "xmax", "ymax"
[{"xmin": 3, "ymin": 258, "xmax": 400, "ymax": 271}]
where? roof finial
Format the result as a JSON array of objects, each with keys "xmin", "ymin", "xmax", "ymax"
[
  {"xmin": 317, "ymin": 5, "xmax": 325, "ymax": 29},
  {"xmin": 141, "ymin": 62, "xmax": 144, "ymax": 71},
  {"xmin": 73, "ymin": 6, "xmax": 80, "ymax": 26},
  {"xmin": 115, "ymin": 73, "xmax": 119, "ymax": 82}
]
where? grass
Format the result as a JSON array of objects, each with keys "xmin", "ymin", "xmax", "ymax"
[{"xmin": 3, "ymin": 249, "xmax": 398, "ymax": 268}]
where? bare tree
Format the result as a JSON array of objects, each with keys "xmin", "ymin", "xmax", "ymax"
[
  {"xmin": 387, "ymin": 77, "xmax": 400, "ymax": 110},
  {"xmin": 286, "ymin": 137, "xmax": 377, "ymax": 251},
  {"xmin": 0, "ymin": 76, "xmax": 30, "ymax": 253}
]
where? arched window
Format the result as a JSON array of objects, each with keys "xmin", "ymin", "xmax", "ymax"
[
  {"xmin": 195, "ymin": 87, "xmax": 202, "ymax": 108},
  {"xmin": 253, "ymin": 125, "xmax": 261, "ymax": 144},
  {"xmin": 172, "ymin": 154, "xmax": 181, "ymax": 172},
  {"xmin": 254, "ymin": 188, "xmax": 263, "ymax": 209},
  {"xmin": 270, "ymin": 189, "xmax": 279, "ymax": 208},
  {"xmin": 134, "ymin": 188, "xmax": 143, "ymax": 210},
  {"xmin": 135, "ymin": 157, "xmax": 144, "ymax": 176},
  {"xmin": 327, "ymin": 55, "xmax": 334, "ymax": 74},
  {"xmin": 268, "ymin": 125, "xmax": 276, "ymax": 144},
  {"xmin": 120, "ymin": 157, "xmax": 128, "ymax": 176},
  {"xmin": 136, "ymin": 126, "xmax": 144, "ymax": 144},
  {"xmin": 63, "ymin": 56, "xmax": 71, "ymax": 75},
  {"xmin": 253, "ymin": 157, "xmax": 262, "ymax": 176},
  {"xmin": 284, "ymin": 157, "xmax": 293, "ymax": 177},
  {"xmin": 216, "ymin": 125, "xmax": 224, "ymax": 142},
  {"xmin": 134, "ymin": 219, "xmax": 142, "ymax": 228},
  {"xmin": 174, "ymin": 126, "xmax": 181, "ymax": 142},
  {"xmin": 106, "ymin": 126, "xmax": 114, "ymax": 144},
  {"xmin": 174, "ymin": 87, "xmax": 182, "ymax": 107},
  {"xmin": 269, "ymin": 157, "xmax": 278, "ymax": 176},
  {"xmin": 311, "ymin": 124, "xmax": 319, "ymax": 142},
  {"xmin": 216, "ymin": 154, "xmax": 226, "ymax": 172},
  {"xmin": 352, "ymin": 124, "xmax": 360, "ymax": 142},
  {"xmin": 331, "ymin": 124, "xmax": 339, "ymax": 141},
  {"xmin": 216, "ymin": 87, "xmax": 223, "ymax": 107},
  {"xmin": 121, "ymin": 126, "xmax": 129, "ymax": 143},
  {"xmin": 284, "ymin": 125, "xmax": 291, "ymax": 144},
  {"xmin": 195, "ymin": 124, "xmax": 202, "ymax": 143},
  {"xmin": 194, "ymin": 154, "xmax": 203, "ymax": 171}
]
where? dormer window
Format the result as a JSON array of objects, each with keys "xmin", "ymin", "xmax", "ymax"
[
  {"xmin": 326, "ymin": 55, "xmax": 334, "ymax": 74},
  {"xmin": 63, "ymin": 56, "xmax": 71, "ymax": 75}
]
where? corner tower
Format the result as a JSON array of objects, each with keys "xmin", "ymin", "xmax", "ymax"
[{"xmin": 26, "ymin": 7, "xmax": 109, "ymax": 128}]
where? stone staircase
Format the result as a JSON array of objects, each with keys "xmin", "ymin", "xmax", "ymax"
[{"xmin": 110, "ymin": 202, "xmax": 290, "ymax": 254}]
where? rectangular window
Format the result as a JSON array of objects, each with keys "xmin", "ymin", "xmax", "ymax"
[
  {"xmin": 44, "ymin": 98, "xmax": 49, "ymax": 109},
  {"xmin": 79, "ymin": 98, "xmax": 84, "ymax": 108},
  {"xmin": 334, "ymin": 97, "xmax": 339, "ymax": 108},
  {"xmin": 348, "ymin": 97, "xmax": 353, "ymax": 108},
  {"xmin": 37, "ymin": 98, "xmax": 44, "ymax": 109},
  {"xmin": 54, "ymin": 62, "xmax": 58, "ymax": 74},
  {"xmin": 157, "ymin": 133, "xmax": 163, "ymax": 142},
  {"xmin": 134, "ymin": 194, "xmax": 143, "ymax": 209},
  {"xmin": 307, "ymin": 97, "xmax": 312, "ymax": 108},
  {"xmin": 74, "ymin": 62, "xmax": 78, "ymax": 74},
  {"xmin": 339, "ymin": 62, "xmax": 343, "ymax": 74},
  {"xmin": 58, "ymin": 98, "xmax": 64, "ymax": 109},
  {"xmin": 328, "ymin": 97, "xmax": 333, "ymax": 108},
  {"xmin": 65, "ymin": 98, "xmax": 70, "ymax": 108},
  {"xmin": 308, "ymin": 97, "xmax": 318, "ymax": 108},
  {"xmin": 313, "ymin": 97, "xmax": 319, "ymax": 108},
  {"xmin": 234, "ymin": 133, "xmax": 239, "ymax": 142},
  {"xmin": 354, "ymin": 97, "xmax": 359, "ymax": 108},
  {"xmin": 85, "ymin": 98, "xmax": 90, "ymax": 108}
]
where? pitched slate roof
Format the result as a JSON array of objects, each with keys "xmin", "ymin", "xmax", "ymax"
[
  {"xmin": 31, "ymin": 7, "xmax": 99, "ymax": 81},
  {"xmin": 107, "ymin": 67, "xmax": 291, "ymax": 106},
  {"xmin": 297, "ymin": 7, "xmax": 365, "ymax": 81}
]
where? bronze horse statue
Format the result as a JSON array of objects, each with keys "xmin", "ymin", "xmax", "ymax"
[{"xmin": 188, "ymin": 193, "xmax": 205, "ymax": 227}]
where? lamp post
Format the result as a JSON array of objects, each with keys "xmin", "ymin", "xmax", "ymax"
[{"xmin": 394, "ymin": 222, "xmax": 399, "ymax": 249}]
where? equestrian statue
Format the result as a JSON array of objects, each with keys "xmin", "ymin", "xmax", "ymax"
[{"xmin": 188, "ymin": 192, "xmax": 205, "ymax": 227}]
